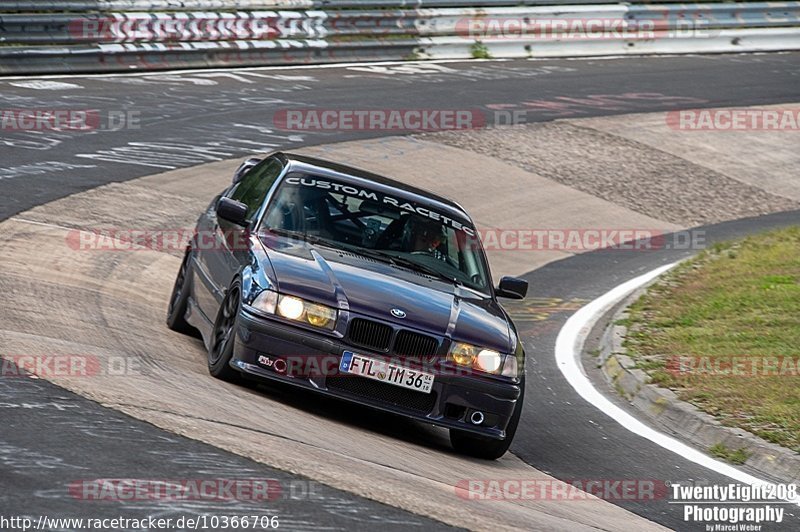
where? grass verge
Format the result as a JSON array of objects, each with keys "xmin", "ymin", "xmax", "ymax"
[{"xmin": 624, "ymin": 226, "xmax": 800, "ymax": 454}]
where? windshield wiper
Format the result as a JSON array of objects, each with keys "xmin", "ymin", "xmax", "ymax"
[
  {"xmin": 330, "ymin": 244, "xmax": 399, "ymax": 265},
  {"xmin": 354, "ymin": 246, "xmax": 464, "ymax": 286},
  {"xmin": 381, "ymin": 253, "xmax": 463, "ymax": 286},
  {"xmin": 332, "ymin": 245, "xmax": 461, "ymax": 285},
  {"xmin": 268, "ymin": 230, "xmax": 397, "ymax": 267},
  {"xmin": 268, "ymin": 230, "xmax": 462, "ymax": 286},
  {"xmin": 319, "ymin": 243, "xmax": 457, "ymax": 283}
]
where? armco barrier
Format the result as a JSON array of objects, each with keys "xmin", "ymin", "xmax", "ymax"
[
  {"xmin": 0, "ymin": 1, "xmax": 639, "ymax": 10},
  {"xmin": 1, "ymin": 2, "xmax": 799, "ymax": 74}
]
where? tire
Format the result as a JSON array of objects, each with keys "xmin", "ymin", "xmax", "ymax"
[
  {"xmin": 450, "ymin": 383, "xmax": 525, "ymax": 460},
  {"xmin": 166, "ymin": 249, "xmax": 196, "ymax": 335},
  {"xmin": 207, "ymin": 282, "xmax": 243, "ymax": 382}
]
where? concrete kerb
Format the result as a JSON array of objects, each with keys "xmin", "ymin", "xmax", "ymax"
[{"xmin": 591, "ymin": 276, "xmax": 800, "ymax": 484}]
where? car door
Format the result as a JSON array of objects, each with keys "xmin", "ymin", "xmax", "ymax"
[{"xmin": 194, "ymin": 157, "xmax": 283, "ymax": 320}]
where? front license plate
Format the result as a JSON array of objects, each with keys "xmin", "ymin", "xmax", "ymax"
[{"xmin": 339, "ymin": 351, "xmax": 434, "ymax": 394}]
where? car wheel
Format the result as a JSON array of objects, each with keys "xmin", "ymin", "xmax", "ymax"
[
  {"xmin": 450, "ymin": 384, "xmax": 524, "ymax": 460},
  {"xmin": 166, "ymin": 249, "xmax": 196, "ymax": 335},
  {"xmin": 208, "ymin": 282, "xmax": 243, "ymax": 382}
]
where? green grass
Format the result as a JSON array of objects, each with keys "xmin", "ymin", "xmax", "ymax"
[
  {"xmin": 709, "ymin": 443, "xmax": 752, "ymax": 465},
  {"xmin": 625, "ymin": 227, "xmax": 800, "ymax": 453},
  {"xmin": 470, "ymin": 41, "xmax": 491, "ymax": 60}
]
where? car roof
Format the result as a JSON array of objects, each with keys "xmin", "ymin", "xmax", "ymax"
[{"xmin": 274, "ymin": 152, "xmax": 471, "ymax": 222}]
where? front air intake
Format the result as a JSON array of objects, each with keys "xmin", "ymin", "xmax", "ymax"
[{"xmin": 348, "ymin": 318, "xmax": 392, "ymax": 352}]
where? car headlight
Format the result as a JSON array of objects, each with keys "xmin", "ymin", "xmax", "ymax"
[
  {"xmin": 251, "ymin": 290, "xmax": 278, "ymax": 315},
  {"xmin": 249, "ymin": 290, "xmax": 337, "ymax": 331},
  {"xmin": 277, "ymin": 295, "xmax": 304, "ymax": 320},
  {"xmin": 448, "ymin": 342, "xmax": 517, "ymax": 377},
  {"xmin": 476, "ymin": 348, "xmax": 502, "ymax": 373}
]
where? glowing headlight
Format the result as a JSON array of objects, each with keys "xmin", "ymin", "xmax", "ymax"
[
  {"xmin": 448, "ymin": 342, "xmax": 516, "ymax": 377},
  {"xmin": 277, "ymin": 295, "xmax": 304, "ymax": 320},
  {"xmin": 476, "ymin": 349, "xmax": 502, "ymax": 373},
  {"xmin": 277, "ymin": 294, "xmax": 337, "ymax": 330},
  {"xmin": 247, "ymin": 290, "xmax": 337, "ymax": 331}
]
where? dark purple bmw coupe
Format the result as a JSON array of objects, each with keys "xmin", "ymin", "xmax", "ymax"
[{"xmin": 167, "ymin": 152, "xmax": 528, "ymax": 459}]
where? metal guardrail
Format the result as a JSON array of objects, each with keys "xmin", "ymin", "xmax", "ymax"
[
  {"xmin": 4, "ymin": 5, "xmax": 800, "ymax": 44},
  {"xmin": 0, "ymin": 0, "xmax": 651, "ymax": 11},
  {"xmin": 1, "ymin": 2, "xmax": 799, "ymax": 74}
]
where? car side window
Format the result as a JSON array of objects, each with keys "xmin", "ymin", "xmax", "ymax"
[{"xmin": 228, "ymin": 157, "xmax": 283, "ymax": 221}]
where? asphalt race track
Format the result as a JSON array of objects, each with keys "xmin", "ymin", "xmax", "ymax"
[
  {"xmin": 2, "ymin": 54, "xmax": 800, "ymax": 530},
  {"xmin": 4, "ymin": 54, "xmax": 800, "ymax": 219},
  {"xmin": 512, "ymin": 210, "xmax": 800, "ymax": 530},
  {"xmin": 1, "ymin": 371, "xmax": 453, "ymax": 530}
]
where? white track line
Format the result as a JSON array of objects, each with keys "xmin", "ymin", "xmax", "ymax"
[
  {"xmin": 0, "ymin": 53, "xmax": 725, "ymax": 82},
  {"xmin": 0, "ymin": 58, "xmax": 505, "ymax": 81},
  {"xmin": 555, "ymin": 261, "xmax": 800, "ymax": 503}
]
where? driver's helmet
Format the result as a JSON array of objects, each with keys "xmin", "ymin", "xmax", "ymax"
[{"xmin": 403, "ymin": 217, "xmax": 446, "ymax": 252}]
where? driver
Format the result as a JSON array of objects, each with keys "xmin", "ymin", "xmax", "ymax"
[{"xmin": 406, "ymin": 217, "xmax": 447, "ymax": 261}]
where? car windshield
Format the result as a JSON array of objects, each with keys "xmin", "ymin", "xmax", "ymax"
[{"xmin": 261, "ymin": 174, "xmax": 491, "ymax": 292}]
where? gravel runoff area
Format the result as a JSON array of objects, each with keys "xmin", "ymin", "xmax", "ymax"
[{"xmin": 420, "ymin": 121, "xmax": 800, "ymax": 226}]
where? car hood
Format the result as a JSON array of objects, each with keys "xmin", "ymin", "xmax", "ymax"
[{"xmin": 260, "ymin": 237, "xmax": 512, "ymax": 353}]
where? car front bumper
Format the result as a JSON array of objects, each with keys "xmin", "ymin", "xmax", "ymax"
[{"xmin": 231, "ymin": 309, "xmax": 522, "ymax": 440}]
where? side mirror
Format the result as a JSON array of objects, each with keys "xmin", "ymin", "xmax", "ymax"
[
  {"xmin": 496, "ymin": 276, "xmax": 528, "ymax": 299},
  {"xmin": 232, "ymin": 157, "xmax": 263, "ymax": 184},
  {"xmin": 217, "ymin": 197, "xmax": 248, "ymax": 226}
]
